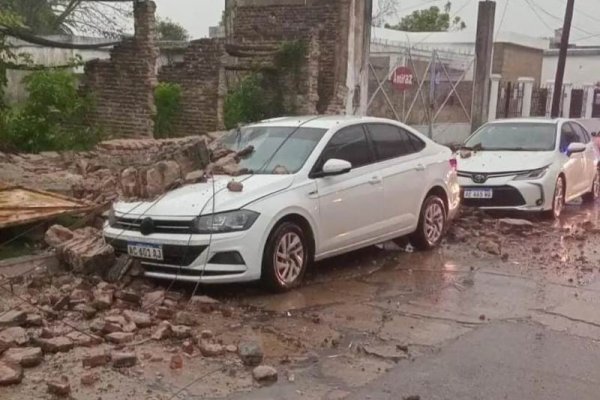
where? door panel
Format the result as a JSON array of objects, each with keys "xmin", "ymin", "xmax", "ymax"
[
  {"xmin": 316, "ymin": 165, "xmax": 384, "ymax": 253},
  {"xmin": 313, "ymin": 125, "xmax": 385, "ymax": 254},
  {"xmin": 560, "ymin": 123, "xmax": 586, "ymax": 197},
  {"xmin": 364, "ymin": 123, "xmax": 428, "ymax": 233}
]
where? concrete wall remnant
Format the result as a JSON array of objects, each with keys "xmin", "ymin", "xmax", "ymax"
[{"xmin": 81, "ymin": 1, "xmax": 159, "ymax": 138}]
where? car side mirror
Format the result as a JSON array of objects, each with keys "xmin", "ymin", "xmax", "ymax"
[
  {"xmin": 592, "ymin": 131, "xmax": 598, "ymax": 137},
  {"xmin": 321, "ymin": 159, "xmax": 352, "ymax": 176},
  {"xmin": 567, "ymin": 142, "xmax": 586, "ymax": 156}
]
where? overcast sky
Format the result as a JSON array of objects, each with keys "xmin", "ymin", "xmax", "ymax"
[{"xmin": 152, "ymin": 0, "xmax": 600, "ymax": 45}]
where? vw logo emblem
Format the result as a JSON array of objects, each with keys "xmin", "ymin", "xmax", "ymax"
[
  {"xmin": 473, "ymin": 174, "xmax": 487, "ymax": 184},
  {"xmin": 140, "ymin": 217, "xmax": 154, "ymax": 236}
]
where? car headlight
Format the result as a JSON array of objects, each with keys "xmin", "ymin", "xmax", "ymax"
[
  {"xmin": 513, "ymin": 167, "xmax": 549, "ymax": 181},
  {"xmin": 192, "ymin": 210, "xmax": 259, "ymax": 234}
]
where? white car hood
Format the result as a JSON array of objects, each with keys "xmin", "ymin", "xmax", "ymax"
[
  {"xmin": 113, "ymin": 174, "xmax": 295, "ymax": 218},
  {"xmin": 457, "ymin": 151, "xmax": 555, "ymax": 173}
]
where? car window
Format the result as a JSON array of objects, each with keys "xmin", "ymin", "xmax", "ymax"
[
  {"xmin": 366, "ymin": 124, "xmax": 424, "ymax": 161},
  {"xmin": 465, "ymin": 123, "xmax": 556, "ymax": 151},
  {"xmin": 571, "ymin": 122, "xmax": 590, "ymax": 143},
  {"xmin": 560, "ymin": 123, "xmax": 581, "ymax": 152},
  {"xmin": 318, "ymin": 125, "xmax": 373, "ymax": 169}
]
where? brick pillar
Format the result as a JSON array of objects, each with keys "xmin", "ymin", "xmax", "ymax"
[
  {"xmin": 134, "ymin": 0, "xmax": 159, "ymax": 137},
  {"xmin": 518, "ymin": 77, "xmax": 535, "ymax": 118},
  {"xmin": 584, "ymin": 84, "xmax": 595, "ymax": 119},
  {"xmin": 488, "ymin": 74, "xmax": 501, "ymax": 121},
  {"xmin": 562, "ymin": 82, "xmax": 572, "ymax": 118}
]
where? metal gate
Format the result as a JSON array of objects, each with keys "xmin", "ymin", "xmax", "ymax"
[
  {"xmin": 593, "ymin": 89, "xmax": 600, "ymax": 118},
  {"xmin": 367, "ymin": 44, "xmax": 474, "ymax": 137},
  {"xmin": 531, "ymin": 86, "xmax": 548, "ymax": 117},
  {"xmin": 496, "ymin": 81, "xmax": 524, "ymax": 119},
  {"xmin": 570, "ymin": 88, "xmax": 584, "ymax": 118}
]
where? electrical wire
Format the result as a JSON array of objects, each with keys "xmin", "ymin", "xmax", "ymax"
[
  {"xmin": 527, "ymin": 0, "xmax": 595, "ymax": 36},
  {"xmin": 494, "ymin": 0, "xmax": 510, "ymax": 40}
]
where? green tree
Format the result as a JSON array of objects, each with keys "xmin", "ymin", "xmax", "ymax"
[
  {"xmin": 1, "ymin": 69, "xmax": 100, "ymax": 152},
  {"xmin": 385, "ymin": 1, "xmax": 466, "ymax": 32},
  {"xmin": 0, "ymin": 10, "xmax": 23, "ymax": 109},
  {"xmin": 0, "ymin": 0, "xmax": 131, "ymax": 38},
  {"xmin": 156, "ymin": 18, "xmax": 189, "ymax": 41}
]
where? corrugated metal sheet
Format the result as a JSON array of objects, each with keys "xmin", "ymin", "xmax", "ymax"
[{"xmin": 0, "ymin": 183, "xmax": 93, "ymax": 229}]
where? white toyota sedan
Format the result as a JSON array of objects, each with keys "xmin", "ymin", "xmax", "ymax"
[
  {"xmin": 104, "ymin": 116, "xmax": 460, "ymax": 291},
  {"xmin": 457, "ymin": 118, "xmax": 600, "ymax": 218}
]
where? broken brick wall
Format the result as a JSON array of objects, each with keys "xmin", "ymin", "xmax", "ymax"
[
  {"xmin": 158, "ymin": 39, "xmax": 225, "ymax": 136},
  {"xmin": 81, "ymin": 1, "xmax": 159, "ymax": 138},
  {"xmin": 227, "ymin": 0, "xmax": 350, "ymax": 114}
]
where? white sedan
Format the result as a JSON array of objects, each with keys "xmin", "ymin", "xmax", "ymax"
[
  {"xmin": 104, "ymin": 116, "xmax": 460, "ymax": 291},
  {"xmin": 457, "ymin": 118, "xmax": 600, "ymax": 218}
]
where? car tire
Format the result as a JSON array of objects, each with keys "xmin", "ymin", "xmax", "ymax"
[
  {"xmin": 409, "ymin": 195, "xmax": 447, "ymax": 251},
  {"xmin": 261, "ymin": 221, "xmax": 309, "ymax": 292},
  {"xmin": 544, "ymin": 176, "xmax": 565, "ymax": 220},
  {"xmin": 582, "ymin": 171, "xmax": 600, "ymax": 203}
]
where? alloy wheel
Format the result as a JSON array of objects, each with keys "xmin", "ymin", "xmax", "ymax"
[
  {"xmin": 274, "ymin": 232, "xmax": 305, "ymax": 285},
  {"xmin": 424, "ymin": 201, "xmax": 445, "ymax": 245}
]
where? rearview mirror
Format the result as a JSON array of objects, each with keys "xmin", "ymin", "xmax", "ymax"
[
  {"xmin": 567, "ymin": 142, "xmax": 586, "ymax": 156},
  {"xmin": 322, "ymin": 159, "xmax": 352, "ymax": 176}
]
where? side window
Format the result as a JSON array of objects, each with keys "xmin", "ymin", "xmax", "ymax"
[
  {"xmin": 560, "ymin": 123, "xmax": 580, "ymax": 152},
  {"xmin": 571, "ymin": 122, "xmax": 590, "ymax": 143},
  {"xmin": 366, "ymin": 124, "xmax": 424, "ymax": 161},
  {"xmin": 319, "ymin": 125, "xmax": 373, "ymax": 169}
]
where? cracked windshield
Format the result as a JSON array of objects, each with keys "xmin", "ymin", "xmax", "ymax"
[{"xmin": 1, "ymin": 0, "xmax": 600, "ymax": 399}]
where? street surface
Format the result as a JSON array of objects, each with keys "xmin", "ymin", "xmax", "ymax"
[{"xmin": 2, "ymin": 203, "xmax": 600, "ymax": 399}]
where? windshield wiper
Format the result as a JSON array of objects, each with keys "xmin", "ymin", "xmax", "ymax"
[{"xmin": 460, "ymin": 144, "xmax": 484, "ymax": 151}]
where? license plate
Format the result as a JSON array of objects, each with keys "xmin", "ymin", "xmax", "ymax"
[
  {"xmin": 127, "ymin": 242, "xmax": 163, "ymax": 260},
  {"xmin": 464, "ymin": 189, "xmax": 493, "ymax": 199}
]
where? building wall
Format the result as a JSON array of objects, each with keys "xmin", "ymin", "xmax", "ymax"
[
  {"xmin": 81, "ymin": 1, "xmax": 158, "ymax": 138},
  {"xmin": 158, "ymin": 39, "xmax": 224, "ymax": 135},
  {"xmin": 493, "ymin": 43, "xmax": 543, "ymax": 84},
  {"xmin": 542, "ymin": 51, "xmax": 600, "ymax": 86},
  {"xmin": 228, "ymin": 0, "xmax": 351, "ymax": 113},
  {"xmin": 4, "ymin": 38, "xmax": 111, "ymax": 105}
]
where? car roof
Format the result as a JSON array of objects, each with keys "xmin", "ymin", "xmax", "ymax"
[
  {"xmin": 487, "ymin": 118, "xmax": 561, "ymax": 124},
  {"xmin": 249, "ymin": 115, "xmax": 407, "ymax": 130}
]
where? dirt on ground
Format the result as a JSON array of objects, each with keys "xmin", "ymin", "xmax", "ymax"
[{"xmin": 1, "ymin": 202, "xmax": 600, "ymax": 399}]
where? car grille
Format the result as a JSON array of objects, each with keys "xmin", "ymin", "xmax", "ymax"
[
  {"xmin": 461, "ymin": 186, "xmax": 526, "ymax": 207},
  {"xmin": 144, "ymin": 265, "xmax": 246, "ymax": 277},
  {"xmin": 112, "ymin": 216, "xmax": 193, "ymax": 235},
  {"xmin": 107, "ymin": 238, "xmax": 206, "ymax": 267}
]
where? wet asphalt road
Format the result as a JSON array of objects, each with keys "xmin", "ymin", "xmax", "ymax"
[{"xmin": 3, "ymin": 203, "xmax": 600, "ymax": 400}]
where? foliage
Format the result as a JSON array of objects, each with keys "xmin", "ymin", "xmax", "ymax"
[
  {"xmin": 154, "ymin": 82, "xmax": 183, "ymax": 138},
  {"xmin": 385, "ymin": 1, "xmax": 466, "ymax": 32},
  {"xmin": 0, "ymin": 10, "xmax": 23, "ymax": 109},
  {"xmin": 0, "ymin": 0, "xmax": 132, "ymax": 38},
  {"xmin": 372, "ymin": 0, "xmax": 400, "ymax": 27},
  {"xmin": 0, "ymin": 69, "xmax": 101, "ymax": 153},
  {"xmin": 156, "ymin": 17, "xmax": 189, "ymax": 41},
  {"xmin": 223, "ymin": 40, "xmax": 308, "ymax": 129},
  {"xmin": 224, "ymin": 74, "xmax": 273, "ymax": 130}
]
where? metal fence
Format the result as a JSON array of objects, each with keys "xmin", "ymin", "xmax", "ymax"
[{"xmin": 367, "ymin": 43, "xmax": 475, "ymax": 138}]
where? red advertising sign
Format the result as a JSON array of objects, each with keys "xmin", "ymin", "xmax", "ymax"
[{"xmin": 391, "ymin": 66, "xmax": 414, "ymax": 91}]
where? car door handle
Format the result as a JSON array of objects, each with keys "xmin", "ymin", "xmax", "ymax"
[
  {"xmin": 369, "ymin": 176, "xmax": 382, "ymax": 185},
  {"xmin": 415, "ymin": 164, "xmax": 426, "ymax": 171}
]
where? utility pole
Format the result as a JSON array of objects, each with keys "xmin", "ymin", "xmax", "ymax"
[
  {"xmin": 551, "ymin": 0, "xmax": 575, "ymax": 118},
  {"xmin": 471, "ymin": 1, "xmax": 496, "ymax": 133}
]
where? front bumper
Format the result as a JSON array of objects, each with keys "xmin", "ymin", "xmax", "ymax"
[
  {"xmin": 458, "ymin": 176, "xmax": 553, "ymax": 212},
  {"xmin": 103, "ymin": 225, "xmax": 264, "ymax": 284}
]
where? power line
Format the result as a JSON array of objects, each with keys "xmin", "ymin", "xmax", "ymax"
[
  {"xmin": 528, "ymin": 0, "xmax": 594, "ymax": 36},
  {"xmin": 494, "ymin": 0, "xmax": 510, "ymax": 40},
  {"xmin": 522, "ymin": 0, "xmax": 557, "ymax": 32}
]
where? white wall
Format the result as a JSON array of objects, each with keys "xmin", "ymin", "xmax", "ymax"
[
  {"xmin": 542, "ymin": 52, "xmax": 600, "ymax": 87},
  {"xmin": 5, "ymin": 37, "xmax": 112, "ymax": 104}
]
